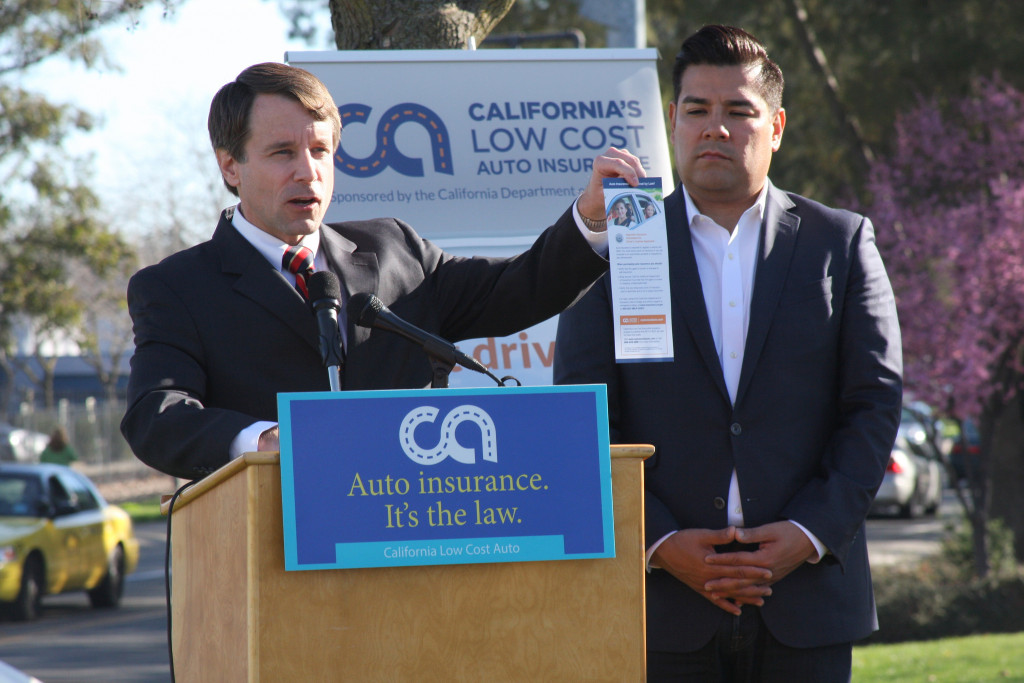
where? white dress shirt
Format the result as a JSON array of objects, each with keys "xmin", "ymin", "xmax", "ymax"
[
  {"xmin": 686, "ymin": 187, "xmax": 764, "ymax": 528},
  {"xmin": 646, "ymin": 184, "xmax": 825, "ymax": 566}
]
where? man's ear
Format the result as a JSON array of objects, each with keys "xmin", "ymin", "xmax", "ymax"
[
  {"xmin": 216, "ymin": 148, "xmax": 241, "ymax": 191},
  {"xmin": 772, "ymin": 108, "xmax": 786, "ymax": 152}
]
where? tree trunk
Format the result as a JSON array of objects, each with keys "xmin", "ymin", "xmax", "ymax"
[
  {"xmin": 35, "ymin": 351, "xmax": 58, "ymax": 410},
  {"xmin": 988, "ymin": 391, "xmax": 1024, "ymax": 562},
  {"xmin": 782, "ymin": 0, "xmax": 874, "ymax": 180},
  {"xmin": 330, "ymin": 0, "xmax": 516, "ymax": 50},
  {"xmin": 966, "ymin": 408, "xmax": 998, "ymax": 577},
  {"xmin": 84, "ymin": 344, "xmax": 130, "ymax": 405},
  {"xmin": 11, "ymin": 356, "xmax": 40, "ymax": 410}
]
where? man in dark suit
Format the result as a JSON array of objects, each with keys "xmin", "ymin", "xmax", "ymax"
[
  {"xmin": 121, "ymin": 62, "xmax": 642, "ymax": 481},
  {"xmin": 554, "ymin": 26, "xmax": 902, "ymax": 681}
]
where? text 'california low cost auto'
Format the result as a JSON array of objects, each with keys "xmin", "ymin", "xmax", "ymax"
[{"xmin": 0, "ymin": 463, "xmax": 139, "ymax": 621}]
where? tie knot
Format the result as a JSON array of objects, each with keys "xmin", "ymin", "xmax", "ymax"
[
  {"xmin": 282, "ymin": 245, "xmax": 314, "ymax": 275},
  {"xmin": 282, "ymin": 245, "xmax": 314, "ymax": 298}
]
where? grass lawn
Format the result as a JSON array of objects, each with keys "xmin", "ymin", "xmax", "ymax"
[
  {"xmin": 119, "ymin": 498, "xmax": 166, "ymax": 523},
  {"xmin": 854, "ymin": 632, "xmax": 1024, "ymax": 681}
]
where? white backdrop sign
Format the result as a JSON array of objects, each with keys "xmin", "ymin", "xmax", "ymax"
[{"xmin": 287, "ymin": 48, "xmax": 671, "ymax": 386}]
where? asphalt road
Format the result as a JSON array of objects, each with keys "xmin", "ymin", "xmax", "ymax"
[
  {"xmin": 865, "ymin": 488, "xmax": 959, "ymax": 568},
  {"xmin": 0, "ymin": 492, "xmax": 960, "ymax": 682}
]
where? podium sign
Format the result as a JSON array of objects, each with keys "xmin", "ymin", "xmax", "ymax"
[{"xmin": 278, "ymin": 385, "xmax": 612, "ymax": 570}]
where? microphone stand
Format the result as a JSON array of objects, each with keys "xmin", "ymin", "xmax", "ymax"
[
  {"xmin": 327, "ymin": 365, "xmax": 342, "ymax": 392},
  {"xmin": 430, "ymin": 358, "xmax": 455, "ymax": 389}
]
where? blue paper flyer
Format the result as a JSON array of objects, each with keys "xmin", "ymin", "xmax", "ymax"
[{"xmin": 277, "ymin": 385, "xmax": 614, "ymax": 570}]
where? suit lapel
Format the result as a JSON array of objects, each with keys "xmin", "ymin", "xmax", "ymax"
[
  {"xmin": 735, "ymin": 183, "xmax": 799, "ymax": 405},
  {"xmin": 665, "ymin": 189, "xmax": 730, "ymax": 403},
  {"xmin": 318, "ymin": 225, "xmax": 379, "ymax": 352},
  {"xmin": 214, "ymin": 213, "xmax": 320, "ymax": 354}
]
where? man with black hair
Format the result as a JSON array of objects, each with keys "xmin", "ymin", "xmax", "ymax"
[{"xmin": 556, "ymin": 25, "xmax": 902, "ymax": 681}]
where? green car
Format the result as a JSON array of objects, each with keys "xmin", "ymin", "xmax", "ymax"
[{"xmin": 0, "ymin": 463, "xmax": 140, "ymax": 621}]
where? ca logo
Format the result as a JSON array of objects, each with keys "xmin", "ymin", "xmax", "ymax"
[
  {"xmin": 335, "ymin": 103, "xmax": 455, "ymax": 178},
  {"xmin": 400, "ymin": 405, "xmax": 497, "ymax": 466}
]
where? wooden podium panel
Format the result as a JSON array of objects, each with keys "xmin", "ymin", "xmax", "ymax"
[{"xmin": 165, "ymin": 445, "xmax": 652, "ymax": 682}]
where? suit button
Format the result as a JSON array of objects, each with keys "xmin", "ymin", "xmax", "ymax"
[
  {"xmin": 714, "ymin": 497, "xmax": 726, "ymax": 510},
  {"xmin": 730, "ymin": 422, "xmax": 742, "ymax": 436}
]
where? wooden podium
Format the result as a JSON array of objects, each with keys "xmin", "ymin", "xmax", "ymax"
[{"xmin": 164, "ymin": 444, "xmax": 652, "ymax": 682}]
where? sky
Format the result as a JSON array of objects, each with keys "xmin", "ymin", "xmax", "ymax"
[{"xmin": 24, "ymin": 0, "xmax": 327, "ymax": 222}]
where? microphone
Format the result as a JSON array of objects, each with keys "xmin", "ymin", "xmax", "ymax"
[
  {"xmin": 349, "ymin": 292, "xmax": 490, "ymax": 377},
  {"xmin": 307, "ymin": 271, "xmax": 345, "ymax": 391}
]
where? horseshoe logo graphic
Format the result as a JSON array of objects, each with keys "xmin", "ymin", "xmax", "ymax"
[
  {"xmin": 335, "ymin": 103, "xmax": 454, "ymax": 178},
  {"xmin": 399, "ymin": 405, "xmax": 497, "ymax": 466}
]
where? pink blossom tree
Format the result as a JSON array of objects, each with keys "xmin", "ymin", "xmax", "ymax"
[{"xmin": 865, "ymin": 76, "xmax": 1024, "ymax": 575}]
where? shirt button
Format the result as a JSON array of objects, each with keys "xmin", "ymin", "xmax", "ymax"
[
  {"xmin": 729, "ymin": 351, "xmax": 738, "ymax": 359},
  {"xmin": 714, "ymin": 497, "xmax": 726, "ymax": 510},
  {"xmin": 730, "ymin": 423, "xmax": 742, "ymax": 436}
]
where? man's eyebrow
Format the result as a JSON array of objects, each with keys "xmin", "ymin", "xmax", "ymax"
[
  {"xmin": 680, "ymin": 95, "xmax": 757, "ymax": 109},
  {"xmin": 261, "ymin": 140, "xmax": 294, "ymax": 152}
]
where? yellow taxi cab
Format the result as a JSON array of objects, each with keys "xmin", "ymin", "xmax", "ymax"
[{"xmin": 0, "ymin": 463, "xmax": 140, "ymax": 621}]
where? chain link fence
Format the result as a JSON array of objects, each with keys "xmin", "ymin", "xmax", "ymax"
[{"xmin": 8, "ymin": 398, "xmax": 179, "ymax": 503}]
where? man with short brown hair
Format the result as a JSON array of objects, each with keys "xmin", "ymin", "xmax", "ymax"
[{"xmin": 122, "ymin": 62, "xmax": 642, "ymax": 480}]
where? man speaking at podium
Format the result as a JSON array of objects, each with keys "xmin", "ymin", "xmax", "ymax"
[{"xmin": 121, "ymin": 62, "xmax": 642, "ymax": 481}]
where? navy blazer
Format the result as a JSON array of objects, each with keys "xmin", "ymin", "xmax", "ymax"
[
  {"xmin": 122, "ymin": 206, "xmax": 607, "ymax": 480},
  {"xmin": 554, "ymin": 183, "xmax": 902, "ymax": 650}
]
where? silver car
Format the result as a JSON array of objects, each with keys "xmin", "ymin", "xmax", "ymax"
[
  {"xmin": 0, "ymin": 424, "xmax": 48, "ymax": 463},
  {"xmin": 871, "ymin": 407, "xmax": 944, "ymax": 518}
]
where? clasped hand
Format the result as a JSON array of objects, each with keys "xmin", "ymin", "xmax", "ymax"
[{"xmin": 651, "ymin": 522, "xmax": 815, "ymax": 616}]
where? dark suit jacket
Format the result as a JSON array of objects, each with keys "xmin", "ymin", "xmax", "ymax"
[
  {"xmin": 122, "ymin": 205, "xmax": 607, "ymax": 480},
  {"xmin": 554, "ymin": 183, "xmax": 902, "ymax": 650}
]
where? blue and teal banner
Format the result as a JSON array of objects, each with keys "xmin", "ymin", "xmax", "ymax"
[{"xmin": 277, "ymin": 385, "xmax": 613, "ymax": 570}]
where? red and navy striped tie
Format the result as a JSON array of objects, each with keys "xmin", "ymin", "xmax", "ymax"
[{"xmin": 282, "ymin": 245, "xmax": 315, "ymax": 299}]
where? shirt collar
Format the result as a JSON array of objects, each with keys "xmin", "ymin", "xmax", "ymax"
[
  {"xmin": 682, "ymin": 183, "xmax": 769, "ymax": 231},
  {"xmin": 230, "ymin": 205, "xmax": 321, "ymax": 272}
]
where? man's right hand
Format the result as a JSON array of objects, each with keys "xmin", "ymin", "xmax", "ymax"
[
  {"xmin": 651, "ymin": 527, "xmax": 773, "ymax": 616},
  {"xmin": 577, "ymin": 147, "xmax": 645, "ymax": 225}
]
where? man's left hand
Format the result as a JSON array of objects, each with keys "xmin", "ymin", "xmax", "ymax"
[{"xmin": 703, "ymin": 521, "xmax": 816, "ymax": 594}]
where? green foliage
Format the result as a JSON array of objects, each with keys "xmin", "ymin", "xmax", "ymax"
[
  {"xmin": 870, "ymin": 547, "xmax": 1024, "ymax": 644},
  {"xmin": 941, "ymin": 515, "xmax": 1019, "ymax": 580},
  {"xmin": 658, "ymin": 0, "xmax": 1024, "ymax": 203},
  {"xmin": 119, "ymin": 498, "xmax": 166, "ymax": 522},
  {"xmin": 490, "ymin": 0, "xmax": 1024, "ymax": 205},
  {"xmin": 644, "ymin": 0, "xmax": 1024, "ymax": 203},
  {"xmin": 0, "ymin": 0, "xmax": 162, "ymax": 408},
  {"xmin": 868, "ymin": 517, "xmax": 1023, "ymax": 644},
  {"xmin": 0, "ymin": 1, "xmax": 179, "ymax": 74},
  {"xmin": 485, "ymin": 0, "xmax": 605, "ymax": 48}
]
